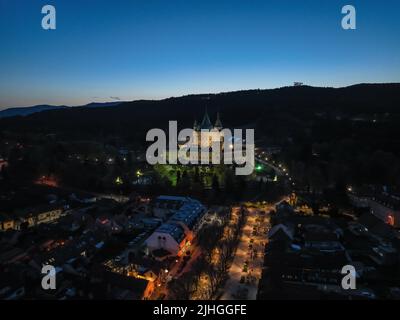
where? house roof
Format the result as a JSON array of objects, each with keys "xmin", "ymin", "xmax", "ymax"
[
  {"xmin": 156, "ymin": 223, "xmax": 185, "ymax": 243},
  {"xmin": 268, "ymin": 224, "xmax": 294, "ymax": 241},
  {"xmin": 358, "ymin": 212, "xmax": 396, "ymax": 239},
  {"xmin": 170, "ymin": 199, "xmax": 205, "ymax": 230},
  {"xmin": 104, "ymin": 271, "xmax": 149, "ymax": 299}
]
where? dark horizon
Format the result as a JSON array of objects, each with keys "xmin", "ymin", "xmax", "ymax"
[{"xmin": 1, "ymin": 81, "xmax": 400, "ymax": 111}]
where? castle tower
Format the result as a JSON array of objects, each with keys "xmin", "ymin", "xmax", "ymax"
[
  {"xmin": 193, "ymin": 119, "xmax": 199, "ymax": 131},
  {"xmin": 214, "ymin": 112, "xmax": 223, "ymax": 130},
  {"xmin": 192, "ymin": 109, "xmax": 225, "ymax": 151},
  {"xmin": 200, "ymin": 108, "xmax": 213, "ymax": 130}
]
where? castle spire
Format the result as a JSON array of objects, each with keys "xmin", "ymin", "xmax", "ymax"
[
  {"xmin": 200, "ymin": 107, "xmax": 213, "ymax": 130},
  {"xmin": 193, "ymin": 119, "xmax": 199, "ymax": 131},
  {"xmin": 214, "ymin": 112, "xmax": 223, "ymax": 130}
]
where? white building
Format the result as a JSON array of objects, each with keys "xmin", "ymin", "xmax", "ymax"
[
  {"xmin": 145, "ymin": 223, "xmax": 186, "ymax": 257},
  {"xmin": 152, "ymin": 195, "xmax": 188, "ymax": 220},
  {"xmin": 146, "ymin": 196, "xmax": 206, "ymax": 257}
]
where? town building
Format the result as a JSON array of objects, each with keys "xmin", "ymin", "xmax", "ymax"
[
  {"xmin": 151, "ymin": 195, "xmax": 204, "ymax": 221},
  {"xmin": 146, "ymin": 196, "xmax": 206, "ymax": 257},
  {"xmin": 146, "ymin": 223, "xmax": 186, "ymax": 257},
  {"xmin": 102, "ymin": 270, "xmax": 154, "ymax": 300},
  {"xmin": 369, "ymin": 194, "xmax": 400, "ymax": 228},
  {"xmin": 0, "ymin": 204, "xmax": 65, "ymax": 232},
  {"xmin": 348, "ymin": 188, "xmax": 400, "ymax": 227},
  {"xmin": 0, "ymin": 158, "xmax": 8, "ymax": 172}
]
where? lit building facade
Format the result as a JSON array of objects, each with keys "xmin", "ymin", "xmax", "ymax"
[{"xmin": 145, "ymin": 196, "xmax": 206, "ymax": 257}]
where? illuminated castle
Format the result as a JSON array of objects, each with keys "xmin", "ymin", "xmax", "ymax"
[
  {"xmin": 192, "ymin": 109, "xmax": 224, "ymax": 149},
  {"xmin": 164, "ymin": 109, "xmax": 226, "ymax": 164}
]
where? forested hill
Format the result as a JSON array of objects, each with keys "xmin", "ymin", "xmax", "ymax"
[{"xmin": 1, "ymin": 83, "xmax": 399, "ymax": 141}]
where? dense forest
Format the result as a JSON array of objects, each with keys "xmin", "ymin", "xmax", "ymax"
[
  {"xmin": 1, "ymin": 83, "xmax": 400, "ymax": 194},
  {"xmin": 1, "ymin": 83, "xmax": 399, "ymax": 141}
]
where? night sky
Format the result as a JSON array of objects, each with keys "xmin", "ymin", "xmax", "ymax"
[{"xmin": 1, "ymin": 0, "xmax": 399, "ymax": 108}]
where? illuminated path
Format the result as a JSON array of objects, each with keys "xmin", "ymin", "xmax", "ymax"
[
  {"xmin": 220, "ymin": 206, "xmax": 272, "ymax": 300},
  {"xmin": 255, "ymin": 156, "xmax": 285, "ymax": 177}
]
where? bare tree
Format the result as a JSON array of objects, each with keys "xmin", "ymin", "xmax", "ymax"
[
  {"xmin": 168, "ymin": 271, "xmax": 196, "ymax": 300},
  {"xmin": 197, "ymin": 224, "xmax": 223, "ymax": 263}
]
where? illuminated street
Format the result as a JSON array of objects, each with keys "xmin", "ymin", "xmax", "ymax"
[{"xmin": 220, "ymin": 202, "xmax": 279, "ymax": 300}]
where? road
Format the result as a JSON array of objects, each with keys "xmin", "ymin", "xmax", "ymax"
[
  {"xmin": 220, "ymin": 203, "xmax": 276, "ymax": 300},
  {"xmin": 152, "ymin": 209, "xmax": 220, "ymax": 300},
  {"xmin": 256, "ymin": 156, "xmax": 285, "ymax": 177}
]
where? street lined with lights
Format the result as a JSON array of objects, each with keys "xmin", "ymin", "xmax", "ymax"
[{"xmin": 221, "ymin": 204, "xmax": 275, "ymax": 300}]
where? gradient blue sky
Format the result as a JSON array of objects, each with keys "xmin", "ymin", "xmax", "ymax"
[{"xmin": 0, "ymin": 0, "xmax": 399, "ymax": 109}]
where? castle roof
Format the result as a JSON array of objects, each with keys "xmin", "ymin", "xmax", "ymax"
[
  {"xmin": 200, "ymin": 110, "xmax": 213, "ymax": 130},
  {"xmin": 214, "ymin": 112, "xmax": 223, "ymax": 129},
  {"xmin": 193, "ymin": 119, "xmax": 199, "ymax": 131}
]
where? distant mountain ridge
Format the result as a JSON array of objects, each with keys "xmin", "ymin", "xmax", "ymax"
[
  {"xmin": 0, "ymin": 101, "xmax": 124, "ymax": 119},
  {"xmin": 0, "ymin": 105, "xmax": 68, "ymax": 118}
]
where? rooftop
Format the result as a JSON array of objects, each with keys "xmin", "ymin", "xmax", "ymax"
[
  {"xmin": 170, "ymin": 199, "xmax": 205, "ymax": 230},
  {"xmin": 156, "ymin": 223, "xmax": 185, "ymax": 243}
]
